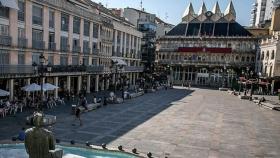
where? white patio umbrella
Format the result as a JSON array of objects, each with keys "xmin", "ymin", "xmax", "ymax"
[
  {"xmin": 0, "ymin": 89, "xmax": 9, "ymax": 97},
  {"xmin": 42, "ymin": 83, "xmax": 59, "ymax": 91},
  {"xmin": 22, "ymin": 83, "xmax": 45, "ymax": 92}
]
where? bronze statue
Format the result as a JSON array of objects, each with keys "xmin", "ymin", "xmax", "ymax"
[{"xmin": 24, "ymin": 112, "xmax": 62, "ymax": 158}]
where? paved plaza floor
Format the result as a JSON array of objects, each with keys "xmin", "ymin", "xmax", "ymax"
[{"xmin": 1, "ymin": 87, "xmax": 280, "ymax": 158}]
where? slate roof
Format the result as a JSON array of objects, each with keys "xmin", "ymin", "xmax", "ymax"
[{"xmin": 166, "ymin": 21, "xmax": 252, "ymax": 37}]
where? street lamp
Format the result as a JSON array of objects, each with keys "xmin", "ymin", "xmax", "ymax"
[
  {"xmin": 249, "ymin": 70, "xmax": 254, "ymax": 100},
  {"xmin": 32, "ymin": 53, "xmax": 52, "ymax": 111}
]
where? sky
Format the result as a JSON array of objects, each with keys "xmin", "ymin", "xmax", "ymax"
[{"xmin": 92, "ymin": 0, "xmax": 255, "ymax": 26}]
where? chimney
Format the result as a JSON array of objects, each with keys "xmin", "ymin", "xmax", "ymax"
[{"xmin": 271, "ymin": 7, "xmax": 280, "ymax": 32}]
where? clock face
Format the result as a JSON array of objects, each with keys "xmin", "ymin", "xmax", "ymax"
[{"xmin": 205, "ymin": 11, "xmax": 213, "ymax": 17}]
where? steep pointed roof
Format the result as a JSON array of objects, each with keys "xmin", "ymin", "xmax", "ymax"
[
  {"xmin": 183, "ymin": 2, "xmax": 195, "ymax": 17},
  {"xmin": 224, "ymin": 0, "xmax": 236, "ymax": 16},
  {"xmin": 212, "ymin": 1, "xmax": 221, "ymax": 14},
  {"xmin": 198, "ymin": 2, "xmax": 207, "ymax": 15}
]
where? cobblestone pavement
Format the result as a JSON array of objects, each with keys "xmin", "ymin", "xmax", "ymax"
[{"xmin": 1, "ymin": 87, "xmax": 280, "ymax": 158}]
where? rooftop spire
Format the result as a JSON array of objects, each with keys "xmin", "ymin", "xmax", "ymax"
[
  {"xmin": 224, "ymin": 0, "xmax": 236, "ymax": 16},
  {"xmin": 198, "ymin": 2, "xmax": 207, "ymax": 15},
  {"xmin": 212, "ymin": 1, "xmax": 221, "ymax": 15},
  {"xmin": 183, "ymin": 2, "xmax": 195, "ymax": 17}
]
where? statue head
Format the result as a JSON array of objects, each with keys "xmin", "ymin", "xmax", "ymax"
[{"xmin": 33, "ymin": 112, "xmax": 44, "ymax": 127}]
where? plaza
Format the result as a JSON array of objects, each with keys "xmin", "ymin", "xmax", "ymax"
[{"xmin": 1, "ymin": 87, "xmax": 280, "ymax": 158}]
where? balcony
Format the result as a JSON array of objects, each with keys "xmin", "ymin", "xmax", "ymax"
[
  {"xmin": 0, "ymin": 35, "xmax": 12, "ymax": 46},
  {"xmin": 61, "ymin": 44, "xmax": 69, "ymax": 52},
  {"xmin": 18, "ymin": 38, "xmax": 28, "ymax": 48},
  {"xmin": 32, "ymin": 40, "xmax": 45, "ymax": 50},
  {"xmin": 48, "ymin": 42, "xmax": 56, "ymax": 51},
  {"xmin": 83, "ymin": 47, "xmax": 91, "ymax": 54},
  {"xmin": 72, "ymin": 46, "xmax": 81, "ymax": 53},
  {"xmin": 52, "ymin": 65, "xmax": 86, "ymax": 73},
  {"xmin": 92, "ymin": 49, "xmax": 99, "ymax": 55},
  {"xmin": 124, "ymin": 66, "xmax": 144, "ymax": 72},
  {"xmin": 0, "ymin": 65, "xmax": 33, "ymax": 75},
  {"xmin": 86, "ymin": 65, "xmax": 104, "ymax": 73},
  {"xmin": 18, "ymin": 12, "xmax": 25, "ymax": 22},
  {"xmin": 158, "ymin": 60, "xmax": 254, "ymax": 67}
]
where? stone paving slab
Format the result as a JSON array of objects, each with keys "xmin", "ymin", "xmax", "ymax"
[{"xmin": 1, "ymin": 88, "xmax": 280, "ymax": 158}]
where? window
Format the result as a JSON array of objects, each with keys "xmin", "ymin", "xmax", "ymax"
[
  {"xmin": 60, "ymin": 55, "xmax": 68, "ymax": 65},
  {"xmin": 73, "ymin": 39, "xmax": 79, "ymax": 47},
  {"xmin": 18, "ymin": 52, "xmax": 25, "ymax": 65},
  {"xmin": 92, "ymin": 42, "xmax": 97, "ymax": 49},
  {"xmin": 84, "ymin": 20, "xmax": 90, "ymax": 36},
  {"xmin": 83, "ymin": 57, "xmax": 89, "ymax": 66},
  {"xmin": 92, "ymin": 58, "xmax": 97, "ymax": 66},
  {"xmin": 49, "ymin": 33, "xmax": 55, "ymax": 43},
  {"xmin": 18, "ymin": 1, "xmax": 25, "ymax": 21},
  {"xmin": 61, "ymin": 13, "xmax": 69, "ymax": 31},
  {"xmin": 261, "ymin": 52, "xmax": 264, "ymax": 60},
  {"xmin": 49, "ymin": 10, "xmax": 55, "ymax": 28},
  {"xmin": 18, "ymin": 28, "xmax": 25, "ymax": 38},
  {"xmin": 92, "ymin": 23, "xmax": 99, "ymax": 38},
  {"xmin": 0, "ymin": 25, "xmax": 9, "ymax": 36},
  {"xmin": 246, "ymin": 57, "xmax": 250, "ymax": 62},
  {"xmin": 32, "ymin": 29, "xmax": 43, "ymax": 41},
  {"xmin": 251, "ymin": 57, "xmax": 255, "ymax": 62},
  {"xmin": 271, "ymin": 50, "xmax": 275, "ymax": 60},
  {"xmin": 60, "ymin": 36, "xmax": 68, "ymax": 51},
  {"xmin": 48, "ymin": 55, "xmax": 54, "ymax": 65},
  {"xmin": 266, "ymin": 51, "xmax": 269, "ymax": 59},
  {"xmin": 0, "ymin": 50, "xmax": 9, "ymax": 64},
  {"xmin": 0, "ymin": 6, "xmax": 9, "ymax": 18},
  {"xmin": 32, "ymin": 53, "xmax": 40, "ymax": 64},
  {"xmin": 32, "ymin": 5, "xmax": 43, "ymax": 25},
  {"xmin": 241, "ymin": 56, "xmax": 245, "ymax": 62},
  {"xmin": 72, "ymin": 56, "xmax": 79, "ymax": 65},
  {"xmin": 73, "ymin": 17, "xmax": 80, "ymax": 34}
]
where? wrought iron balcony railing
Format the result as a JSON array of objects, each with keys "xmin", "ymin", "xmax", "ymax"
[
  {"xmin": 48, "ymin": 42, "xmax": 56, "ymax": 51},
  {"xmin": 72, "ymin": 46, "xmax": 81, "ymax": 53},
  {"xmin": 86, "ymin": 65, "xmax": 104, "ymax": 73},
  {"xmin": 0, "ymin": 65, "xmax": 33, "ymax": 75},
  {"xmin": 0, "ymin": 35, "xmax": 12, "ymax": 46},
  {"xmin": 32, "ymin": 40, "xmax": 45, "ymax": 50},
  {"xmin": 83, "ymin": 47, "xmax": 91, "ymax": 54},
  {"xmin": 92, "ymin": 49, "xmax": 99, "ymax": 55},
  {"xmin": 124, "ymin": 66, "xmax": 144, "ymax": 72},
  {"xmin": 18, "ymin": 38, "xmax": 28, "ymax": 48},
  {"xmin": 61, "ymin": 44, "xmax": 70, "ymax": 52}
]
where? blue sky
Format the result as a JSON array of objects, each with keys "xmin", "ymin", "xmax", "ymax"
[{"xmin": 92, "ymin": 0, "xmax": 254, "ymax": 26}]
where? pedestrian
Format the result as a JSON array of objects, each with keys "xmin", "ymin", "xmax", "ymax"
[
  {"xmin": 103, "ymin": 96, "xmax": 107, "ymax": 106},
  {"xmin": 73, "ymin": 107, "xmax": 82, "ymax": 126},
  {"xmin": 17, "ymin": 127, "xmax": 26, "ymax": 141}
]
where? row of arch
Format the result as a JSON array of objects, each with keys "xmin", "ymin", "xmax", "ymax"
[{"xmin": 258, "ymin": 50, "xmax": 275, "ymax": 60}]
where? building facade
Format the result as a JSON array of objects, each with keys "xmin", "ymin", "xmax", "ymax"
[
  {"xmin": 251, "ymin": 0, "xmax": 280, "ymax": 27},
  {"xmin": 0, "ymin": 0, "xmax": 143, "ymax": 99},
  {"xmin": 156, "ymin": 2, "xmax": 258, "ymax": 87}
]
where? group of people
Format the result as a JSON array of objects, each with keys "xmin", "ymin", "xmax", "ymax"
[{"xmin": 0, "ymin": 98, "xmax": 24, "ymax": 117}]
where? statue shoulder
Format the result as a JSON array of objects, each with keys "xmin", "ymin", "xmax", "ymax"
[{"xmin": 25, "ymin": 127, "xmax": 35, "ymax": 134}]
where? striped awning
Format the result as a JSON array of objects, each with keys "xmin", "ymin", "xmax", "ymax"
[{"xmin": 0, "ymin": 0, "xmax": 19, "ymax": 10}]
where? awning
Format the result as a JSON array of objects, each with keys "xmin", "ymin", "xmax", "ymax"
[
  {"xmin": 111, "ymin": 58, "xmax": 127, "ymax": 66},
  {"xmin": 0, "ymin": 0, "xmax": 19, "ymax": 10}
]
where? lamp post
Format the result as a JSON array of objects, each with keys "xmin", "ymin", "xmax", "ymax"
[
  {"xmin": 32, "ymin": 53, "xmax": 52, "ymax": 111},
  {"xmin": 250, "ymin": 71, "xmax": 254, "ymax": 99}
]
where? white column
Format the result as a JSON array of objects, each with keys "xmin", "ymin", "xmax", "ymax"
[
  {"xmin": 9, "ymin": 79, "xmax": 14, "ymax": 100},
  {"xmin": 182, "ymin": 67, "xmax": 186, "ymax": 84},
  {"xmin": 54, "ymin": 77, "xmax": 59, "ymax": 98},
  {"xmin": 101, "ymin": 75, "xmax": 105, "ymax": 91},
  {"xmin": 67, "ymin": 76, "xmax": 71, "ymax": 91},
  {"xmin": 87, "ymin": 75, "xmax": 91, "ymax": 93},
  {"xmin": 77, "ymin": 76, "xmax": 82, "ymax": 94},
  {"xmin": 95, "ymin": 75, "xmax": 99, "ymax": 92},
  {"xmin": 133, "ymin": 73, "xmax": 136, "ymax": 86},
  {"xmin": 9, "ymin": 7, "xmax": 18, "ymax": 46}
]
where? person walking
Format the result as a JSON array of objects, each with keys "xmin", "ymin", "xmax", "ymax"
[{"xmin": 73, "ymin": 107, "xmax": 82, "ymax": 126}]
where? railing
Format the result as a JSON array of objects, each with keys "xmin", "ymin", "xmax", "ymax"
[
  {"xmin": 72, "ymin": 46, "xmax": 81, "ymax": 53},
  {"xmin": 18, "ymin": 38, "xmax": 28, "ymax": 48},
  {"xmin": 48, "ymin": 42, "xmax": 56, "ymax": 51},
  {"xmin": 61, "ymin": 44, "xmax": 70, "ymax": 52},
  {"xmin": 86, "ymin": 65, "xmax": 104, "ymax": 73},
  {"xmin": 0, "ymin": 65, "xmax": 33, "ymax": 75},
  {"xmin": 52, "ymin": 65, "xmax": 86, "ymax": 73},
  {"xmin": 83, "ymin": 47, "xmax": 91, "ymax": 54},
  {"xmin": 158, "ymin": 60, "xmax": 254, "ymax": 66},
  {"xmin": 92, "ymin": 49, "xmax": 99, "ymax": 55},
  {"xmin": 0, "ymin": 35, "xmax": 12, "ymax": 46},
  {"xmin": 124, "ymin": 66, "xmax": 144, "ymax": 72},
  {"xmin": 32, "ymin": 40, "xmax": 45, "ymax": 50}
]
